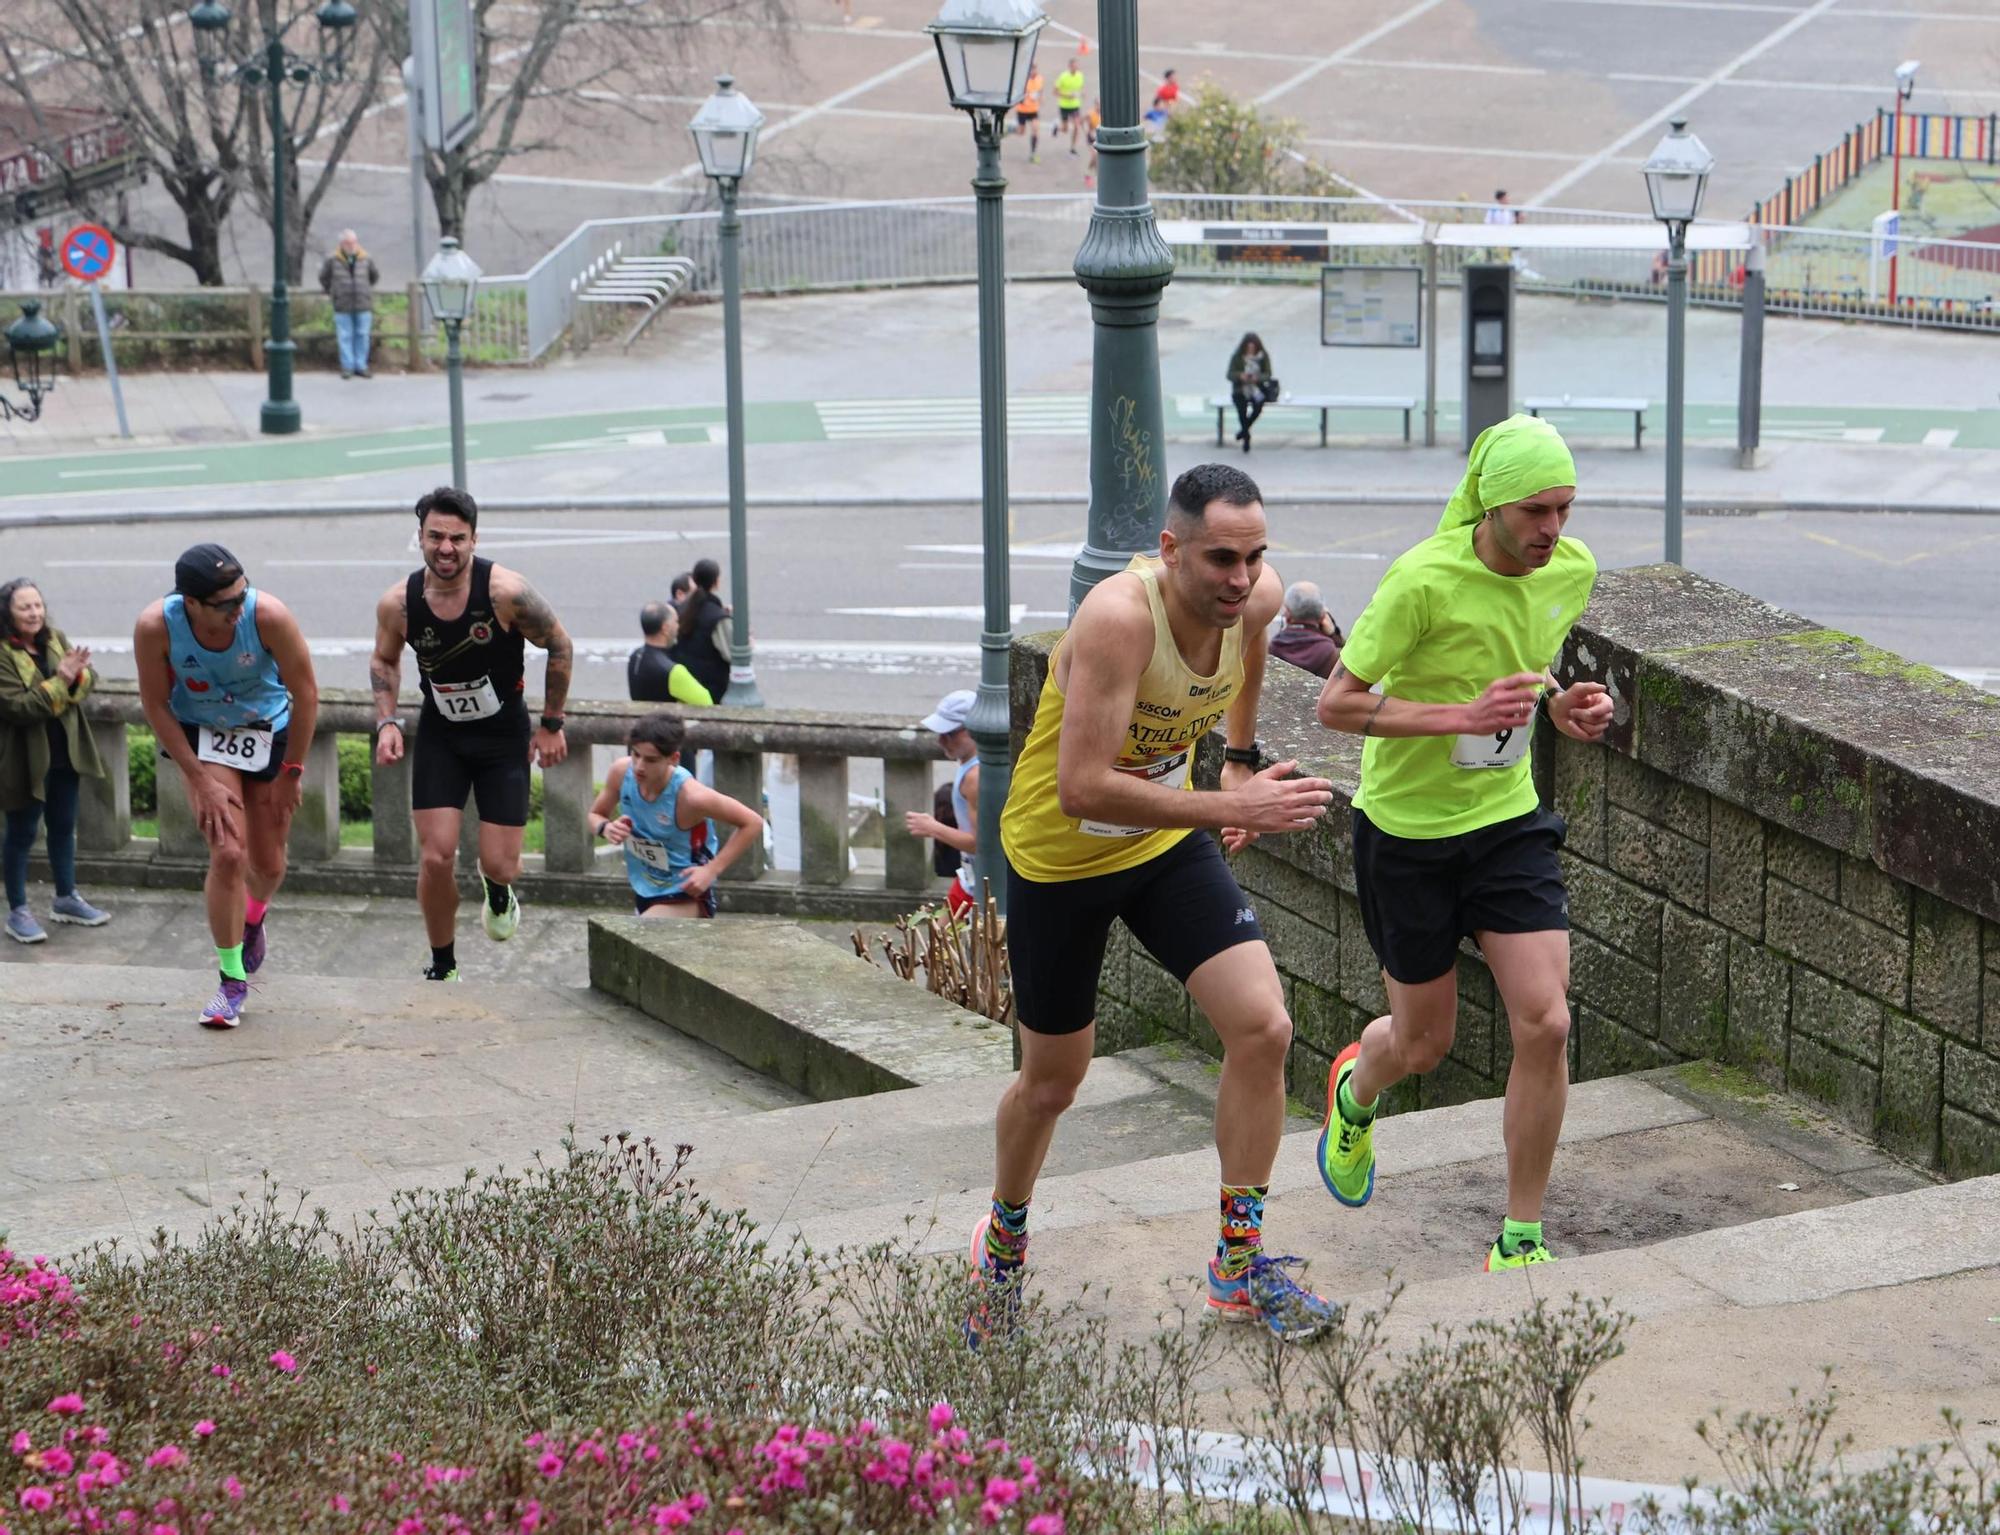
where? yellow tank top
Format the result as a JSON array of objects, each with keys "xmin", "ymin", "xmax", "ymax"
[{"xmin": 1002, "ymin": 556, "xmax": 1244, "ymax": 882}]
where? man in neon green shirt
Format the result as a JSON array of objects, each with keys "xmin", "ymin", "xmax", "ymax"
[
  {"xmin": 1055, "ymin": 59, "xmax": 1087, "ymax": 155},
  {"xmin": 1314, "ymin": 415, "xmax": 1614, "ymax": 1272}
]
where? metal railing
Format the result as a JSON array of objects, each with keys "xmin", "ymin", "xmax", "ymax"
[{"xmin": 73, "ymin": 682, "xmax": 946, "ymax": 919}]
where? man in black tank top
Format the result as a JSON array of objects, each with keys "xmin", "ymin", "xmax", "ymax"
[{"xmin": 369, "ymin": 487, "xmax": 575, "ymax": 980}]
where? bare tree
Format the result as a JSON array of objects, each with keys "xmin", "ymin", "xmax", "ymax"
[
  {"xmin": 372, "ymin": 0, "xmax": 798, "ymax": 241},
  {"xmin": 1, "ymin": 0, "xmax": 384, "ymax": 285}
]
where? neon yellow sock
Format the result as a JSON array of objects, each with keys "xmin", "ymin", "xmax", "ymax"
[{"xmin": 217, "ymin": 944, "xmax": 246, "ymax": 982}]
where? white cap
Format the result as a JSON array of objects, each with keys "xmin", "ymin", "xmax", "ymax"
[{"xmin": 921, "ymin": 689, "xmax": 977, "ymax": 734}]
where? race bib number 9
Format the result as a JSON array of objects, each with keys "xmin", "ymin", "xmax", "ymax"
[
  {"xmin": 1080, "ymin": 750, "xmax": 1191, "ymax": 837},
  {"xmin": 1451, "ymin": 727, "xmax": 1530, "ymax": 770},
  {"xmin": 197, "ymin": 725, "xmax": 273, "ymax": 773},
  {"xmin": 433, "ymin": 675, "xmax": 502, "ymax": 721}
]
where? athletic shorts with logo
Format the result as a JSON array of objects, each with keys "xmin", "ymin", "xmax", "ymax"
[
  {"xmin": 1353, "ymin": 806, "xmax": 1568, "ymax": 985},
  {"xmin": 411, "ymin": 712, "xmax": 532, "ymax": 826},
  {"xmin": 1006, "ymin": 831, "xmax": 1264, "ymax": 1036}
]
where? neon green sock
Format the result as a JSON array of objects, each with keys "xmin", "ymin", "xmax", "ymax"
[
  {"xmin": 1501, "ymin": 1218, "xmax": 1543, "ymax": 1256},
  {"xmin": 217, "ymin": 943, "xmax": 246, "ymax": 982},
  {"xmin": 1336, "ymin": 1073, "xmax": 1376, "ymax": 1127}
]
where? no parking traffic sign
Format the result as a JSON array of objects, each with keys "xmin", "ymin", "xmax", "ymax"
[{"xmin": 59, "ymin": 223, "xmax": 118, "ymax": 283}]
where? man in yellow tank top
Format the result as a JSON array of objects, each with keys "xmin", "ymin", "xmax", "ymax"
[{"xmin": 972, "ymin": 464, "xmax": 1342, "ymax": 1346}]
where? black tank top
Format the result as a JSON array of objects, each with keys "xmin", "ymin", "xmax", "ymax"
[
  {"xmin": 406, "ymin": 558, "xmax": 528, "ymax": 725},
  {"xmin": 679, "ymin": 590, "xmax": 731, "ymax": 702}
]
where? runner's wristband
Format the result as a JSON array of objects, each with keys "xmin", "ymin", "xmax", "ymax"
[
  {"xmin": 375, "ymin": 717, "xmax": 403, "ymax": 734},
  {"xmin": 1222, "ymin": 741, "xmax": 1262, "ymax": 766},
  {"xmin": 280, "ymin": 761, "xmax": 304, "ymax": 780},
  {"xmin": 540, "ymin": 714, "xmax": 565, "ymax": 733}
]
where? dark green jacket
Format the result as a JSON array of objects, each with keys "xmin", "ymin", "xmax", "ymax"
[{"xmin": 0, "ymin": 628, "xmax": 105, "ymax": 812}]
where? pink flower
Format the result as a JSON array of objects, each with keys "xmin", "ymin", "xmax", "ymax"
[
  {"xmin": 19, "ymin": 1489, "xmax": 54, "ymax": 1512},
  {"xmin": 516, "ymin": 1502, "xmax": 541, "ymax": 1534},
  {"xmin": 192, "ymin": 1422, "xmax": 215, "ymax": 1439},
  {"xmin": 40, "ymin": 1447, "xmax": 73, "ymax": 1476},
  {"xmin": 535, "ymin": 1453, "xmax": 563, "ymax": 1478},
  {"xmin": 927, "ymin": 1402, "xmax": 955, "ymax": 1434},
  {"xmin": 983, "ymin": 1476, "xmax": 1020, "ymax": 1508},
  {"xmin": 395, "ymin": 1520, "xmax": 426, "ymax": 1535},
  {"xmin": 1026, "ymin": 1516, "xmax": 1066, "ymax": 1535},
  {"xmin": 8, "ymin": 1433, "xmax": 29, "ymax": 1455},
  {"xmin": 47, "ymin": 1394, "xmax": 85, "ymax": 1416},
  {"xmin": 145, "ymin": 1446, "xmax": 185, "ymax": 1470},
  {"xmin": 208, "ymin": 1366, "xmax": 230, "ymax": 1379},
  {"xmin": 267, "ymin": 1351, "xmax": 296, "ymax": 1374},
  {"xmin": 222, "ymin": 1478, "xmax": 244, "ymax": 1503},
  {"xmin": 330, "ymin": 1494, "xmax": 351, "ymax": 1514}
]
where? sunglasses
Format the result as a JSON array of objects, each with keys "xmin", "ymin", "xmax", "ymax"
[{"xmin": 194, "ymin": 592, "xmax": 248, "ymax": 617}]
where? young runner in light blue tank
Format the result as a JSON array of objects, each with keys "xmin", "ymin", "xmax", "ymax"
[{"xmin": 587, "ymin": 711, "xmax": 765, "ymax": 918}]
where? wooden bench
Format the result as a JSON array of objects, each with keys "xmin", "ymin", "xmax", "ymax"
[
  {"xmin": 1210, "ymin": 393, "xmax": 1417, "ymax": 448},
  {"xmin": 1523, "ymin": 396, "xmax": 1648, "ymax": 450}
]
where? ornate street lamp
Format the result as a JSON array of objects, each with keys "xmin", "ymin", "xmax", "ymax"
[
  {"xmin": 926, "ymin": 0, "xmax": 1046, "ymax": 916},
  {"xmin": 189, "ymin": 0, "xmax": 361, "ymax": 435},
  {"xmin": 1, "ymin": 302, "xmax": 62, "ymax": 423},
  {"xmin": 420, "ymin": 236, "xmax": 482, "ymax": 490},
  {"xmin": 1641, "ymin": 116, "xmax": 1715, "ymax": 566},
  {"xmin": 689, "ymin": 74, "xmax": 768, "ymax": 707}
]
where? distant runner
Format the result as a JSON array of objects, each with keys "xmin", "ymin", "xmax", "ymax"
[
  {"xmin": 589, "ymin": 712, "xmax": 763, "ymax": 918},
  {"xmin": 133, "ymin": 545, "xmax": 319, "ymax": 1029},
  {"xmin": 1315, "ymin": 415, "xmax": 1613, "ymax": 1270},
  {"xmin": 1015, "ymin": 65, "xmax": 1044, "ymax": 163},
  {"xmin": 372, "ymin": 487, "xmax": 574, "ymax": 980},
  {"xmin": 978, "ymin": 463, "xmax": 1341, "ymax": 1346},
  {"xmin": 902, "ymin": 689, "xmax": 979, "ymax": 919},
  {"xmin": 1055, "ymin": 58, "xmax": 1087, "ymax": 154}
]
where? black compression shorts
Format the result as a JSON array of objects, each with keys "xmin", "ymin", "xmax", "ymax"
[
  {"xmin": 411, "ymin": 714, "xmax": 532, "ymax": 826},
  {"xmin": 1005, "ymin": 831, "xmax": 1265, "ymax": 1036}
]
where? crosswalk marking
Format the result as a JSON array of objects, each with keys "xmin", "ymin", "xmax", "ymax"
[
  {"xmin": 1922, "ymin": 428, "xmax": 1960, "ymax": 449},
  {"xmin": 817, "ymin": 395, "xmax": 1091, "ymax": 440}
]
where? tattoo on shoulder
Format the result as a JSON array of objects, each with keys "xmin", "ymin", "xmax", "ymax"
[
  {"xmin": 508, "ymin": 579, "xmax": 558, "ymax": 641},
  {"xmin": 1362, "ymin": 695, "xmax": 1388, "ymax": 738}
]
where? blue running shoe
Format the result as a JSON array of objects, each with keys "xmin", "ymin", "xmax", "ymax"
[
  {"xmin": 50, "ymin": 892, "xmax": 109, "ymax": 927},
  {"xmin": 242, "ymin": 918, "xmax": 267, "ymax": 975},
  {"xmin": 964, "ymin": 1213, "xmax": 1025, "ymax": 1352},
  {"xmin": 1206, "ymin": 1253, "xmax": 1342, "ymax": 1343},
  {"xmin": 199, "ymin": 977, "xmax": 250, "ymax": 1030}
]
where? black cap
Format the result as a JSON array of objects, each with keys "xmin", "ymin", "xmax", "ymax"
[{"xmin": 173, "ymin": 543, "xmax": 245, "ymax": 599}]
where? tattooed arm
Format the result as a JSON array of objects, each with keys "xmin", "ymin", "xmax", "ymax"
[
  {"xmin": 496, "ymin": 568, "xmax": 573, "ymax": 765},
  {"xmin": 371, "ymin": 584, "xmax": 409, "ymax": 765}
]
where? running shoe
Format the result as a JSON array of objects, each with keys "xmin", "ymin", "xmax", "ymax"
[
  {"xmin": 6, "ymin": 906, "xmax": 46, "ymax": 944},
  {"xmin": 199, "ymin": 978, "xmax": 250, "ymax": 1030},
  {"xmin": 50, "ymin": 892, "xmax": 109, "ymax": 927},
  {"xmin": 422, "ymin": 964, "xmax": 461, "ymax": 982},
  {"xmin": 241, "ymin": 917, "xmax": 267, "ymax": 974},
  {"xmin": 1484, "ymin": 1236, "xmax": 1557, "ymax": 1272},
  {"xmin": 1318, "ymin": 1041, "xmax": 1376, "ymax": 1208},
  {"xmin": 481, "ymin": 883, "xmax": 520, "ymax": 942},
  {"xmin": 1206, "ymin": 1253, "xmax": 1342, "ymax": 1342},
  {"xmin": 963, "ymin": 1213, "xmax": 1025, "ymax": 1352}
]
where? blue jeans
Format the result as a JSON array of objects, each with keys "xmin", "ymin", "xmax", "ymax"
[
  {"xmin": 4, "ymin": 766, "xmax": 79, "ymax": 909},
  {"xmin": 334, "ymin": 310, "xmax": 373, "ymax": 374}
]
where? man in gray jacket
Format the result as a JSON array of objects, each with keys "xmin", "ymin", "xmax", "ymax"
[{"xmin": 319, "ymin": 229, "xmax": 379, "ymax": 378}]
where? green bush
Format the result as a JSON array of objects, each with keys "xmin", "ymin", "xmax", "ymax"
[
  {"xmin": 127, "ymin": 724, "xmax": 156, "ymax": 817},
  {"xmin": 338, "ymin": 734, "xmax": 372, "ymax": 822}
]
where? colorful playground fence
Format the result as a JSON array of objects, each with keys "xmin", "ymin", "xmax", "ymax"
[{"xmin": 1748, "ymin": 108, "xmax": 2000, "ymax": 229}]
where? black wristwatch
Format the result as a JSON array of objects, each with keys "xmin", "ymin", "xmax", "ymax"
[
  {"xmin": 539, "ymin": 714, "xmax": 565, "ymax": 734},
  {"xmin": 1222, "ymin": 741, "xmax": 1262, "ymax": 766}
]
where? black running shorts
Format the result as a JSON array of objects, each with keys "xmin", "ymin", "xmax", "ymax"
[
  {"xmin": 410, "ymin": 714, "xmax": 532, "ymax": 826},
  {"xmin": 1060, "ymin": 105, "xmax": 1080, "ymax": 125},
  {"xmin": 179, "ymin": 721, "xmax": 290, "ymax": 785},
  {"xmin": 1005, "ymin": 831, "xmax": 1266, "ymax": 1037},
  {"xmin": 1352, "ymin": 806, "xmax": 1569, "ymax": 986}
]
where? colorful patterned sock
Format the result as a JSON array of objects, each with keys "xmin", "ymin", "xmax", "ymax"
[
  {"xmin": 244, "ymin": 896, "xmax": 269, "ymax": 926},
  {"xmin": 216, "ymin": 943, "xmax": 246, "ymax": 982},
  {"xmin": 1215, "ymin": 1184, "xmax": 1268, "ymax": 1278},
  {"xmin": 1500, "ymin": 1217, "xmax": 1544, "ymax": 1257},
  {"xmin": 985, "ymin": 1195, "xmax": 1029, "ymax": 1271}
]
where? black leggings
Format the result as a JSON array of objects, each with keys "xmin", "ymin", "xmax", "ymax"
[{"xmin": 1233, "ymin": 388, "xmax": 1265, "ymax": 436}]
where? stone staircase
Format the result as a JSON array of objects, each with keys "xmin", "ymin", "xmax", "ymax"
[{"xmin": 6, "ymin": 891, "xmax": 1998, "ymax": 1492}]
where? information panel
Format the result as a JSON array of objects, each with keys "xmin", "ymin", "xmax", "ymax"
[
  {"xmin": 413, "ymin": 0, "xmax": 479, "ymax": 153},
  {"xmin": 1320, "ymin": 264, "xmax": 1423, "ymax": 348}
]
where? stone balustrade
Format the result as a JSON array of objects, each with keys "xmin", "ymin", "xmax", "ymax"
[{"xmin": 71, "ymin": 682, "xmax": 945, "ymax": 918}]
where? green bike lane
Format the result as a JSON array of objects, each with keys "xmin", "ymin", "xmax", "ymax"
[{"xmin": 3, "ymin": 395, "xmax": 1997, "ymax": 502}]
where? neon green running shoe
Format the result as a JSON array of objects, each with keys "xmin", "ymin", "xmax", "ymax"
[
  {"xmin": 481, "ymin": 880, "xmax": 520, "ymax": 943},
  {"xmin": 1317, "ymin": 1041, "xmax": 1376, "ymax": 1208},
  {"xmin": 1484, "ymin": 1236, "xmax": 1557, "ymax": 1271}
]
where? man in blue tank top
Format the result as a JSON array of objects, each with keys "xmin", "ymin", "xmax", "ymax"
[
  {"xmin": 901, "ymin": 689, "xmax": 979, "ymax": 919},
  {"xmin": 587, "ymin": 713, "xmax": 764, "ymax": 917},
  {"xmin": 371, "ymin": 487, "xmax": 575, "ymax": 980},
  {"xmin": 133, "ymin": 544, "xmax": 320, "ymax": 1029}
]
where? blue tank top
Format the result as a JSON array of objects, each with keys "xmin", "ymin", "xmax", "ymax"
[
  {"xmin": 163, "ymin": 591, "xmax": 291, "ymax": 731},
  {"xmin": 619, "ymin": 763, "xmax": 710, "ymax": 898},
  {"xmin": 950, "ymin": 756, "xmax": 976, "ymax": 892}
]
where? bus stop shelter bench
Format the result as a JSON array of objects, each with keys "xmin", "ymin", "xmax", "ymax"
[
  {"xmin": 1523, "ymin": 396, "xmax": 1647, "ymax": 450},
  {"xmin": 1210, "ymin": 394, "xmax": 1417, "ymax": 448}
]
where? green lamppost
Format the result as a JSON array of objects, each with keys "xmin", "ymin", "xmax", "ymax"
[
  {"xmin": 927, "ymin": 0, "xmax": 1046, "ymax": 915},
  {"xmin": 1068, "ymin": 0, "xmax": 1175, "ymax": 610},
  {"xmin": 1641, "ymin": 116, "xmax": 1714, "ymax": 566},
  {"xmin": 190, "ymin": 0, "xmax": 359, "ymax": 436},
  {"xmin": 689, "ymin": 74, "xmax": 768, "ymax": 708},
  {"xmin": 0, "ymin": 302, "xmax": 62, "ymax": 423},
  {"xmin": 420, "ymin": 236, "xmax": 482, "ymax": 490}
]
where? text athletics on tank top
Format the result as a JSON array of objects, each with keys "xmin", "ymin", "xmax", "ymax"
[
  {"xmin": 1001, "ymin": 554, "xmax": 1244, "ymax": 883},
  {"xmin": 406, "ymin": 557, "xmax": 528, "ymax": 727}
]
